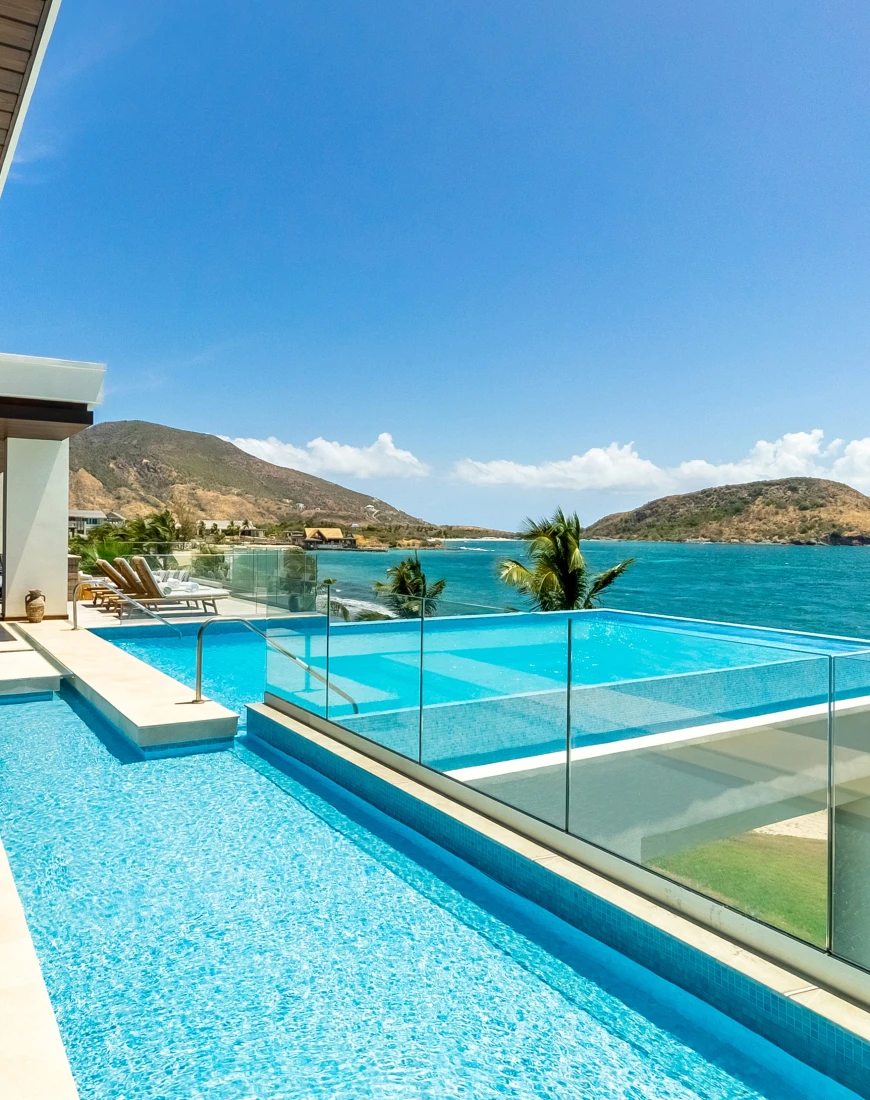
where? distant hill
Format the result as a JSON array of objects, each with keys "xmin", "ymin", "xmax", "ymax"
[
  {"xmin": 583, "ymin": 478, "xmax": 870, "ymax": 545},
  {"xmin": 69, "ymin": 420, "xmax": 426, "ymax": 526}
]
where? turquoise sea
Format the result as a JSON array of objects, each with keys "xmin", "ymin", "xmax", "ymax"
[{"xmin": 316, "ymin": 540, "xmax": 870, "ymax": 640}]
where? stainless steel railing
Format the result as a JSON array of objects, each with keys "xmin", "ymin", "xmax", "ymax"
[
  {"xmin": 72, "ymin": 581, "xmax": 183, "ymax": 638},
  {"xmin": 193, "ymin": 617, "xmax": 359, "ymax": 713}
]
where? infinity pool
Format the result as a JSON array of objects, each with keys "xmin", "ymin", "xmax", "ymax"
[
  {"xmin": 98, "ymin": 610, "xmax": 869, "ymax": 766},
  {"xmin": 0, "ymin": 690, "xmax": 858, "ymax": 1098}
]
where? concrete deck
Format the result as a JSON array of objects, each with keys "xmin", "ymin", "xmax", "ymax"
[
  {"xmin": 70, "ymin": 594, "xmax": 280, "ymax": 629},
  {"xmin": 0, "ymin": 841, "xmax": 79, "ymax": 1099},
  {"xmin": 18, "ymin": 620, "xmax": 237, "ymax": 751}
]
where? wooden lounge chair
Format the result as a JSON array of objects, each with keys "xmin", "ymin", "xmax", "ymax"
[
  {"xmin": 96, "ymin": 558, "xmax": 136, "ymax": 594},
  {"xmin": 113, "ymin": 557, "xmax": 149, "ymax": 597},
  {"xmin": 129, "ymin": 555, "xmax": 229, "ymax": 615},
  {"xmin": 81, "ymin": 563, "xmax": 124, "ymax": 607}
]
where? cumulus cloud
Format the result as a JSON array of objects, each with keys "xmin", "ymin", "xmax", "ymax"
[
  {"xmin": 831, "ymin": 439, "xmax": 870, "ymax": 492},
  {"xmin": 454, "ymin": 443, "xmax": 663, "ymax": 490},
  {"xmin": 454, "ymin": 430, "xmax": 870, "ymax": 495},
  {"xmin": 224, "ymin": 432, "xmax": 430, "ymax": 479}
]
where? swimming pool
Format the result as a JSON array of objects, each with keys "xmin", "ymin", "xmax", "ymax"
[
  {"xmin": 0, "ymin": 688, "xmax": 859, "ymax": 1099},
  {"xmin": 97, "ymin": 608, "xmax": 870, "ymax": 767}
]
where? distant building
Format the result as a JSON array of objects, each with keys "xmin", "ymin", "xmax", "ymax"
[
  {"xmin": 68, "ymin": 510, "xmax": 125, "ymax": 536},
  {"xmin": 301, "ymin": 527, "xmax": 357, "ymax": 550},
  {"xmin": 199, "ymin": 519, "xmax": 263, "ymax": 538}
]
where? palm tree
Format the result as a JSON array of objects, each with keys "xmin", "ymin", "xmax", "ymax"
[
  {"xmin": 373, "ymin": 553, "xmax": 446, "ymax": 617},
  {"xmin": 499, "ymin": 509, "xmax": 633, "ymax": 611}
]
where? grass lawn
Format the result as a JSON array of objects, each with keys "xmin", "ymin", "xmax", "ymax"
[{"xmin": 648, "ymin": 831, "xmax": 827, "ymax": 946}]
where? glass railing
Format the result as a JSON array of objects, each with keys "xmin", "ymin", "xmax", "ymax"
[
  {"xmin": 258, "ymin": 600, "xmax": 870, "ymax": 965},
  {"xmin": 832, "ymin": 651, "xmax": 870, "ymax": 970},
  {"xmin": 135, "ymin": 545, "xmax": 320, "ymax": 617}
]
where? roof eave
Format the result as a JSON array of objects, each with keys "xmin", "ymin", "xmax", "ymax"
[{"xmin": 0, "ymin": 0, "xmax": 64, "ymax": 201}]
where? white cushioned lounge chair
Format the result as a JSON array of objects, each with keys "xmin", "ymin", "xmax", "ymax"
[{"xmin": 129, "ymin": 556, "xmax": 229, "ymax": 615}]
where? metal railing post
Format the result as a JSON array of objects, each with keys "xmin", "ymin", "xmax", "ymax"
[
  {"xmin": 324, "ymin": 581, "xmax": 331, "ymax": 721},
  {"xmin": 565, "ymin": 617, "xmax": 573, "ymax": 833},
  {"xmin": 826, "ymin": 652, "xmax": 835, "ymax": 954},
  {"xmin": 418, "ymin": 585, "xmax": 426, "ymax": 764}
]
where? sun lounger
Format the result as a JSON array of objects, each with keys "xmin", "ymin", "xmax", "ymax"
[
  {"xmin": 97, "ymin": 558, "xmax": 137, "ymax": 595},
  {"xmin": 113, "ymin": 557, "xmax": 149, "ymax": 597},
  {"xmin": 129, "ymin": 556, "xmax": 229, "ymax": 615},
  {"xmin": 79, "ymin": 569, "xmax": 121, "ymax": 607}
]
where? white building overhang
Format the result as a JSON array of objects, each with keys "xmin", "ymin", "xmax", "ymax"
[{"xmin": 0, "ymin": 351, "xmax": 105, "ymax": 441}]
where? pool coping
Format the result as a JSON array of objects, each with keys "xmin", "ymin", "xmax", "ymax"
[
  {"xmin": 248, "ymin": 699, "xmax": 870, "ymax": 1096},
  {"xmin": 16, "ymin": 621, "xmax": 238, "ymax": 751},
  {"xmin": 0, "ymin": 840, "xmax": 79, "ymax": 1099}
]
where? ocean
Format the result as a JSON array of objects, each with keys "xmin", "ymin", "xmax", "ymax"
[{"xmin": 315, "ymin": 539, "xmax": 870, "ymax": 640}]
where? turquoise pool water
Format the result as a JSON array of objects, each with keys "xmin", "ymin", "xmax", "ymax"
[
  {"xmin": 98, "ymin": 610, "xmax": 867, "ymax": 764},
  {"xmin": 0, "ymin": 689, "xmax": 859, "ymax": 1098}
]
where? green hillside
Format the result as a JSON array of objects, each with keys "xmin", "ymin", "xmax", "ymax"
[
  {"xmin": 583, "ymin": 478, "xmax": 870, "ymax": 545},
  {"xmin": 69, "ymin": 420, "xmax": 425, "ymax": 526}
]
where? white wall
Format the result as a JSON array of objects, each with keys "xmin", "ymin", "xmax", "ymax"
[{"xmin": 3, "ymin": 438, "xmax": 70, "ymax": 618}]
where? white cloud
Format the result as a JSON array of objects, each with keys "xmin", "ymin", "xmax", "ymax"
[
  {"xmin": 224, "ymin": 432, "xmax": 430, "ymax": 479},
  {"xmin": 454, "ymin": 429, "xmax": 870, "ymax": 495},
  {"xmin": 831, "ymin": 439, "xmax": 870, "ymax": 492},
  {"xmin": 454, "ymin": 443, "xmax": 663, "ymax": 490}
]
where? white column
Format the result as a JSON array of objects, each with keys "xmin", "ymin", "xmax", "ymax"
[{"xmin": 3, "ymin": 437, "xmax": 69, "ymax": 618}]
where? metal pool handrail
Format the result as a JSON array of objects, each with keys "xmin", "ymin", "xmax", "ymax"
[
  {"xmin": 193, "ymin": 617, "xmax": 360, "ymax": 713},
  {"xmin": 72, "ymin": 581, "xmax": 183, "ymax": 638}
]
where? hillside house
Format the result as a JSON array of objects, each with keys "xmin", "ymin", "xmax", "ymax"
[
  {"xmin": 68, "ymin": 510, "xmax": 125, "ymax": 536},
  {"xmin": 199, "ymin": 520, "xmax": 263, "ymax": 538},
  {"xmin": 301, "ymin": 527, "xmax": 357, "ymax": 549}
]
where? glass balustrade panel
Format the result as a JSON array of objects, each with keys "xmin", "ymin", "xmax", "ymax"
[
  {"xmin": 264, "ymin": 613, "xmax": 329, "ymax": 719},
  {"xmin": 324, "ymin": 591, "xmax": 424, "ymax": 760},
  {"xmin": 568, "ymin": 634, "xmax": 831, "ymax": 947},
  {"xmin": 420, "ymin": 607, "xmax": 569, "ymax": 829},
  {"xmin": 831, "ymin": 651, "xmax": 870, "ymax": 968}
]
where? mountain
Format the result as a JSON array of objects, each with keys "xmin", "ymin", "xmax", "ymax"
[
  {"xmin": 583, "ymin": 478, "xmax": 870, "ymax": 545},
  {"xmin": 69, "ymin": 421, "xmax": 426, "ymax": 526}
]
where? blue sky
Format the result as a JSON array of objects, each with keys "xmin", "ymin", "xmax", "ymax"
[{"xmin": 1, "ymin": 0, "xmax": 869, "ymax": 528}]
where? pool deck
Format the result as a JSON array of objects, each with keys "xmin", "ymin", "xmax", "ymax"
[
  {"xmin": 70, "ymin": 594, "xmax": 280, "ymax": 628},
  {"xmin": 17, "ymin": 620, "xmax": 237, "ymax": 751},
  {"xmin": 0, "ymin": 841, "xmax": 79, "ymax": 1100}
]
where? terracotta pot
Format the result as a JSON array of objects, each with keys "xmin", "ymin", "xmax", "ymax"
[{"xmin": 25, "ymin": 589, "xmax": 45, "ymax": 623}]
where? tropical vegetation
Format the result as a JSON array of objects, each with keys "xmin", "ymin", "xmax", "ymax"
[
  {"xmin": 499, "ymin": 509, "xmax": 633, "ymax": 611},
  {"xmin": 69, "ymin": 509, "xmax": 189, "ymax": 572},
  {"xmin": 373, "ymin": 553, "xmax": 446, "ymax": 617}
]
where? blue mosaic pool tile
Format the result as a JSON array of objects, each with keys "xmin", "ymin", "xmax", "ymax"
[{"xmin": 246, "ymin": 706, "xmax": 870, "ymax": 1099}]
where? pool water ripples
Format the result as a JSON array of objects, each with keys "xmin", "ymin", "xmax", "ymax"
[{"xmin": 0, "ymin": 690, "xmax": 857, "ymax": 1099}]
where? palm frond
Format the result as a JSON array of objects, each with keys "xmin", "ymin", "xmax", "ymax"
[
  {"xmin": 499, "ymin": 509, "xmax": 629, "ymax": 611},
  {"xmin": 498, "ymin": 559, "xmax": 536, "ymax": 593},
  {"xmin": 583, "ymin": 558, "xmax": 635, "ymax": 607}
]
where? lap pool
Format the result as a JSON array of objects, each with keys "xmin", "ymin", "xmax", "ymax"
[{"xmin": 0, "ymin": 688, "xmax": 860, "ymax": 1098}]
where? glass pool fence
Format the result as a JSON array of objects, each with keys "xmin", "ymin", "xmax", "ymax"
[
  {"xmin": 136, "ymin": 545, "xmax": 511, "ymax": 619},
  {"xmin": 258, "ymin": 603, "xmax": 870, "ymax": 973}
]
